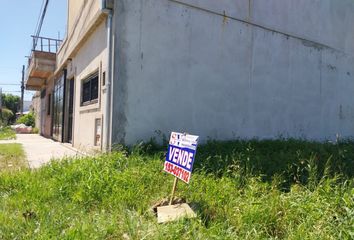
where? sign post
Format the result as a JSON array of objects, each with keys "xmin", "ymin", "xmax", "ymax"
[
  {"xmin": 169, "ymin": 177, "xmax": 178, "ymax": 205},
  {"xmin": 157, "ymin": 132, "xmax": 199, "ymax": 223}
]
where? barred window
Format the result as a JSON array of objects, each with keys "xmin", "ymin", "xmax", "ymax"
[{"xmin": 81, "ymin": 72, "xmax": 99, "ymax": 105}]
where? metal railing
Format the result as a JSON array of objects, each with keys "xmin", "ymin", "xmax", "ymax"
[
  {"xmin": 31, "ymin": 35, "xmax": 62, "ymax": 53},
  {"xmin": 25, "ymin": 35, "xmax": 63, "ymax": 84}
]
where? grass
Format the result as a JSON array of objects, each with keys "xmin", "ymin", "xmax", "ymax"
[
  {"xmin": 0, "ymin": 139, "xmax": 353, "ymax": 239},
  {"xmin": 0, "ymin": 144, "xmax": 27, "ymax": 172},
  {"xmin": 0, "ymin": 127, "xmax": 16, "ymax": 140}
]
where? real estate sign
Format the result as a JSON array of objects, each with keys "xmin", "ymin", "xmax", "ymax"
[{"xmin": 164, "ymin": 132, "xmax": 199, "ymax": 183}]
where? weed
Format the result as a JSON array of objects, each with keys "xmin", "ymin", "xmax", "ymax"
[
  {"xmin": 0, "ymin": 139, "xmax": 353, "ymax": 239},
  {"xmin": 0, "ymin": 144, "xmax": 27, "ymax": 172},
  {"xmin": 0, "ymin": 127, "xmax": 16, "ymax": 140}
]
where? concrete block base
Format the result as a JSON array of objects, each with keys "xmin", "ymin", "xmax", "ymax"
[{"xmin": 157, "ymin": 203, "xmax": 196, "ymax": 224}]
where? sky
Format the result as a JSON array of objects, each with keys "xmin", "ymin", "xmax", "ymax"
[{"xmin": 0, "ymin": 0, "xmax": 67, "ymax": 101}]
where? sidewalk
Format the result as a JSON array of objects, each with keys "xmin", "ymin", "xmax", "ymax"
[{"xmin": 0, "ymin": 134, "xmax": 83, "ymax": 169}]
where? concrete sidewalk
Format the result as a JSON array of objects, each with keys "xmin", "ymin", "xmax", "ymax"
[{"xmin": 0, "ymin": 134, "xmax": 83, "ymax": 168}]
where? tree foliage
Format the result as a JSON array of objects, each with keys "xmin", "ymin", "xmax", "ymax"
[
  {"xmin": 1, "ymin": 94, "xmax": 20, "ymax": 123},
  {"xmin": 0, "ymin": 108, "xmax": 14, "ymax": 126},
  {"xmin": 16, "ymin": 112, "xmax": 35, "ymax": 127}
]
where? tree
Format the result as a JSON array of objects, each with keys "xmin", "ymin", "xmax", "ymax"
[
  {"xmin": 16, "ymin": 112, "xmax": 35, "ymax": 127},
  {"xmin": 1, "ymin": 94, "xmax": 20, "ymax": 123},
  {"xmin": 0, "ymin": 108, "xmax": 14, "ymax": 126}
]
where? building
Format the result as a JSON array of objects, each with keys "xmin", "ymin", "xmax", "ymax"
[
  {"xmin": 31, "ymin": 93, "xmax": 41, "ymax": 129},
  {"xmin": 27, "ymin": 0, "xmax": 110, "ymax": 152},
  {"xmin": 27, "ymin": 0, "xmax": 354, "ymax": 152}
]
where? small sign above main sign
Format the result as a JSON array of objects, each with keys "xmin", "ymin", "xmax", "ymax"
[{"xmin": 164, "ymin": 132, "xmax": 199, "ymax": 184}]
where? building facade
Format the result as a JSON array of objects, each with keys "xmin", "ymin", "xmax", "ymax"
[
  {"xmin": 27, "ymin": 0, "xmax": 354, "ymax": 151},
  {"xmin": 111, "ymin": 0, "xmax": 354, "ymax": 145},
  {"xmin": 27, "ymin": 0, "xmax": 109, "ymax": 152}
]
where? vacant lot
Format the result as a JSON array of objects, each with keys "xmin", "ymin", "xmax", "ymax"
[
  {"xmin": 0, "ymin": 140, "xmax": 353, "ymax": 239},
  {"xmin": 0, "ymin": 144, "xmax": 27, "ymax": 172}
]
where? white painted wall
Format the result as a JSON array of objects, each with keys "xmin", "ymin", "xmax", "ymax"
[
  {"xmin": 111, "ymin": 0, "xmax": 354, "ymax": 144},
  {"xmin": 57, "ymin": 0, "xmax": 102, "ymax": 69},
  {"xmin": 70, "ymin": 21, "xmax": 108, "ymax": 151}
]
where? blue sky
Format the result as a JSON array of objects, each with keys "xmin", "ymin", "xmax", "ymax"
[{"xmin": 0, "ymin": 0, "xmax": 67, "ymax": 100}]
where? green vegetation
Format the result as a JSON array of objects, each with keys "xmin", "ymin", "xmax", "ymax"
[
  {"xmin": 0, "ymin": 108, "xmax": 14, "ymax": 126},
  {"xmin": 0, "ymin": 127, "xmax": 16, "ymax": 140},
  {"xmin": 0, "ymin": 144, "xmax": 27, "ymax": 172},
  {"xmin": 31, "ymin": 127, "xmax": 39, "ymax": 134},
  {"xmin": 1, "ymin": 94, "xmax": 20, "ymax": 124},
  {"xmin": 0, "ymin": 139, "xmax": 353, "ymax": 239},
  {"xmin": 16, "ymin": 112, "xmax": 35, "ymax": 128}
]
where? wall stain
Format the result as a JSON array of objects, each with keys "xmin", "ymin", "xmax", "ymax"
[
  {"xmin": 327, "ymin": 64, "xmax": 337, "ymax": 71},
  {"xmin": 169, "ymin": 0, "xmax": 341, "ymax": 54},
  {"xmin": 222, "ymin": 10, "xmax": 228, "ymax": 25},
  {"xmin": 301, "ymin": 39, "xmax": 324, "ymax": 51},
  {"xmin": 248, "ymin": 0, "xmax": 253, "ymax": 21},
  {"xmin": 339, "ymin": 105, "xmax": 344, "ymax": 120}
]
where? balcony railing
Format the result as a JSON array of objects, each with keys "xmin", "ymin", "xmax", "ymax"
[
  {"xmin": 25, "ymin": 36, "xmax": 62, "ymax": 90},
  {"xmin": 31, "ymin": 35, "xmax": 62, "ymax": 53}
]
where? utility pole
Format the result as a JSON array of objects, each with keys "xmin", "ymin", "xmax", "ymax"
[{"xmin": 20, "ymin": 65, "xmax": 25, "ymax": 116}]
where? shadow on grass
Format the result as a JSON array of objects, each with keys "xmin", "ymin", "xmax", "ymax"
[{"xmin": 195, "ymin": 139, "xmax": 354, "ymax": 189}]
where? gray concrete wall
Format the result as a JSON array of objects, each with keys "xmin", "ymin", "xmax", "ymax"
[
  {"xmin": 112, "ymin": 0, "xmax": 354, "ymax": 145},
  {"xmin": 172, "ymin": 0, "xmax": 354, "ymax": 54}
]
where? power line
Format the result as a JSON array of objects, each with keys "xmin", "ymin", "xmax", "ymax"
[
  {"xmin": 34, "ymin": 0, "xmax": 46, "ymax": 36},
  {"xmin": 35, "ymin": 0, "xmax": 48, "ymax": 37},
  {"xmin": 34, "ymin": 0, "xmax": 50, "ymax": 49}
]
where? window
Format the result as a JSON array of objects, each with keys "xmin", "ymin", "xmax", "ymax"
[
  {"xmin": 53, "ymin": 75, "xmax": 64, "ymax": 141},
  {"xmin": 81, "ymin": 72, "xmax": 99, "ymax": 105}
]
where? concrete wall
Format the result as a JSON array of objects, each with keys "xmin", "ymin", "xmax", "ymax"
[
  {"xmin": 70, "ymin": 21, "xmax": 108, "ymax": 151},
  {"xmin": 57, "ymin": 0, "xmax": 103, "ymax": 69},
  {"xmin": 172, "ymin": 0, "xmax": 354, "ymax": 55},
  {"xmin": 31, "ymin": 92, "xmax": 41, "ymax": 131},
  {"xmin": 112, "ymin": 0, "xmax": 354, "ymax": 145},
  {"xmin": 67, "ymin": 0, "xmax": 85, "ymax": 36},
  {"xmin": 51, "ymin": 0, "xmax": 109, "ymax": 151}
]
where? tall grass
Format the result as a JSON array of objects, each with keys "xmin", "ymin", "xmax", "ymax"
[
  {"xmin": 0, "ymin": 144, "xmax": 27, "ymax": 172},
  {"xmin": 0, "ymin": 127, "xmax": 16, "ymax": 140},
  {"xmin": 0, "ymin": 139, "xmax": 353, "ymax": 239}
]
